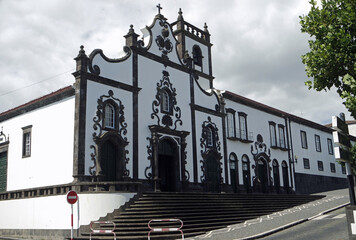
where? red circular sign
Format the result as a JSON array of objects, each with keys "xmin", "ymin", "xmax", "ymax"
[{"xmin": 67, "ymin": 190, "xmax": 78, "ymax": 205}]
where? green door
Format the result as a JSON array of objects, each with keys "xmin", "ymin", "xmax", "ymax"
[{"xmin": 0, "ymin": 152, "xmax": 7, "ymax": 192}]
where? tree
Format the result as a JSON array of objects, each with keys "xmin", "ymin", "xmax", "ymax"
[{"xmin": 300, "ymin": 0, "xmax": 356, "ymax": 118}]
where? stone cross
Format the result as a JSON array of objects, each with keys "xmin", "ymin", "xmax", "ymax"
[{"xmin": 156, "ymin": 4, "xmax": 162, "ymax": 14}]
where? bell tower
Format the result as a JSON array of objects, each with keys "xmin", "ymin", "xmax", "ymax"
[{"xmin": 171, "ymin": 9, "xmax": 213, "ymax": 81}]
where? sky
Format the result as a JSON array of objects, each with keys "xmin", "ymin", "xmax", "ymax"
[{"xmin": 0, "ymin": 0, "xmax": 351, "ymax": 124}]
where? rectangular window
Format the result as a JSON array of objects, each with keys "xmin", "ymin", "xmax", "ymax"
[
  {"xmin": 327, "ymin": 138, "xmax": 333, "ymax": 155},
  {"xmin": 342, "ymin": 164, "xmax": 346, "ymax": 174},
  {"xmin": 227, "ymin": 111, "xmax": 235, "ymax": 138},
  {"xmin": 300, "ymin": 131, "xmax": 308, "ymax": 149},
  {"xmin": 303, "ymin": 158, "xmax": 310, "ymax": 169},
  {"xmin": 315, "ymin": 135, "xmax": 321, "ymax": 152},
  {"xmin": 239, "ymin": 113, "xmax": 247, "ymax": 140},
  {"xmin": 278, "ymin": 125, "xmax": 286, "ymax": 149},
  {"xmin": 269, "ymin": 122, "xmax": 277, "ymax": 147},
  {"xmin": 22, "ymin": 125, "xmax": 32, "ymax": 158},
  {"xmin": 330, "ymin": 163, "xmax": 336, "ymax": 173},
  {"xmin": 317, "ymin": 161, "xmax": 324, "ymax": 171}
]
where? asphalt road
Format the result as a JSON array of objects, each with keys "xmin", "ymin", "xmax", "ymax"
[{"xmin": 260, "ymin": 207, "xmax": 348, "ymax": 240}]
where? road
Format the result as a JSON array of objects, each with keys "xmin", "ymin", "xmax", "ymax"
[{"xmin": 261, "ymin": 207, "xmax": 348, "ymax": 240}]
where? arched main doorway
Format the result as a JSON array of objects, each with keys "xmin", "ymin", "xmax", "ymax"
[
  {"xmin": 158, "ymin": 139, "xmax": 178, "ymax": 192},
  {"xmin": 256, "ymin": 157, "xmax": 269, "ymax": 193}
]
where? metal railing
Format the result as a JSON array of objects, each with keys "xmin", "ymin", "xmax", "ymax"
[
  {"xmin": 148, "ymin": 219, "xmax": 184, "ymax": 240},
  {"xmin": 90, "ymin": 221, "xmax": 116, "ymax": 240}
]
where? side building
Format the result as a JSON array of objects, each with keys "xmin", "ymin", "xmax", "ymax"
[{"xmin": 0, "ymin": 8, "xmax": 347, "ymax": 239}]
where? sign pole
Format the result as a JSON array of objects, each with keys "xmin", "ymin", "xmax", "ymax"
[
  {"xmin": 346, "ymin": 162, "xmax": 356, "ymax": 205},
  {"xmin": 67, "ymin": 190, "xmax": 78, "ymax": 240},
  {"xmin": 71, "ymin": 204, "xmax": 74, "ymax": 240}
]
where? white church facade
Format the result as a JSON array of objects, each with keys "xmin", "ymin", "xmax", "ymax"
[{"xmin": 0, "ymin": 8, "xmax": 348, "ymax": 238}]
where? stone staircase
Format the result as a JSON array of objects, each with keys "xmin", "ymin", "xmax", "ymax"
[{"xmin": 75, "ymin": 192, "xmax": 324, "ymax": 240}]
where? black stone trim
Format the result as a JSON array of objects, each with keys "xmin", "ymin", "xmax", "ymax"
[
  {"xmin": 0, "ymin": 127, "xmax": 9, "ymax": 144},
  {"xmin": 200, "ymin": 117, "xmax": 223, "ymax": 192},
  {"xmin": 190, "ymin": 75, "xmax": 198, "ymax": 183},
  {"xmin": 134, "ymin": 47, "xmax": 214, "ymax": 81},
  {"xmin": 145, "ymin": 125, "xmax": 190, "ymax": 191},
  {"xmin": 294, "ymin": 172, "xmax": 347, "ymax": 194},
  {"xmin": 82, "ymin": 72, "xmax": 141, "ymax": 93},
  {"xmin": 73, "ymin": 76, "xmax": 87, "ymax": 180},
  {"xmin": 0, "ymin": 229, "xmax": 71, "ymax": 240},
  {"xmin": 151, "ymin": 70, "xmax": 182, "ymax": 130},
  {"xmin": 191, "ymin": 104, "xmax": 224, "ymax": 117},
  {"xmin": 88, "ymin": 47, "xmax": 132, "ymax": 75},
  {"xmin": 72, "ymin": 46, "xmax": 89, "ymax": 181},
  {"xmin": 132, "ymin": 50, "xmax": 139, "ymax": 180}
]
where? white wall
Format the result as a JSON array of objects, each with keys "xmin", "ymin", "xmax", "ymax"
[
  {"xmin": 224, "ymin": 98, "xmax": 290, "ymax": 188},
  {"xmin": 290, "ymin": 121, "xmax": 345, "ymax": 178},
  {"xmin": 1, "ymin": 96, "xmax": 75, "ymax": 191},
  {"xmin": 0, "ymin": 192, "xmax": 135, "ymax": 230}
]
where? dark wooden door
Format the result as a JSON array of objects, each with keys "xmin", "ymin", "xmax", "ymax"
[
  {"xmin": 207, "ymin": 155, "xmax": 220, "ymax": 193},
  {"xmin": 101, "ymin": 141, "xmax": 117, "ymax": 181}
]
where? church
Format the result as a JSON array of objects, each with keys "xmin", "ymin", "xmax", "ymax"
[{"xmin": 0, "ymin": 6, "xmax": 348, "ymax": 239}]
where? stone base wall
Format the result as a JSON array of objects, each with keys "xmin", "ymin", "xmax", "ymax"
[{"xmin": 294, "ymin": 172, "xmax": 348, "ymax": 194}]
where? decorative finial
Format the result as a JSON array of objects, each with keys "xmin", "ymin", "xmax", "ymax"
[
  {"xmin": 77, "ymin": 45, "xmax": 86, "ymax": 57},
  {"xmin": 156, "ymin": 3, "xmax": 162, "ymax": 14},
  {"xmin": 128, "ymin": 24, "xmax": 135, "ymax": 34},
  {"xmin": 204, "ymin": 23, "xmax": 209, "ymax": 32},
  {"xmin": 177, "ymin": 8, "xmax": 184, "ymax": 20}
]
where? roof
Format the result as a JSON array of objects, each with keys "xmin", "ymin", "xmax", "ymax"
[
  {"xmin": 223, "ymin": 91, "xmax": 333, "ymax": 133},
  {"xmin": 0, "ymin": 86, "xmax": 75, "ymax": 122}
]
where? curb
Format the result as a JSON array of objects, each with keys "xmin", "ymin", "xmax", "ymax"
[{"xmin": 238, "ymin": 202, "xmax": 350, "ymax": 240}]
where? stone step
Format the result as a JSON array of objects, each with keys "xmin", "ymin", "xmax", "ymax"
[{"xmin": 75, "ymin": 192, "xmax": 325, "ymax": 240}]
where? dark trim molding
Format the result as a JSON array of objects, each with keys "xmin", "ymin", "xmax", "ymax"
[
  {"xmin": 191, "ymin": 104, "xmax": 224, "ymax": 117},
  {"xmin": 81, "ymin": 72, "xmax": 141, "ymax": 93},
  {"xmin": 132, "ymin": 50, "xmax": 139, "ymax": 180}
]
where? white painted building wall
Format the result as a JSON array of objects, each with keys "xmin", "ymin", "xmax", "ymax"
[
  {"xmin": 224, "ymin": 98, "xmax": 291, "ymax": 188},
  {"xmin": 1, "ymin": 96, "xmax": 75, "ymax": 191},
  {"xmin": 290, "ymin": 121, "xmax": 344, "ymax": 178},
  {"xmin": 0, "ymin": 192, "xmax": 135, "ymax": 230}
]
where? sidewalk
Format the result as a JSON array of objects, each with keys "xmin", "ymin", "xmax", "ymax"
[{"xmin": 187, "ymin": 188, "xmax": 351, "ymax": 240}]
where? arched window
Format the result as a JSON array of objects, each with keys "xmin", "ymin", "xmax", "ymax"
[
  {"xmin": 104, "ymin": 103, "xmax": 115, "ymax": 129},
  {"xmin": 206, "ymin": 126, "xmax": 214, "ymax": 147},
  {"xmin": 161, "ymin": 89, "xmax": 172, "ymax": 114},
  {"xmin": 192, "ymin": 45, "xmax": 203, "ymax": 67}
]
